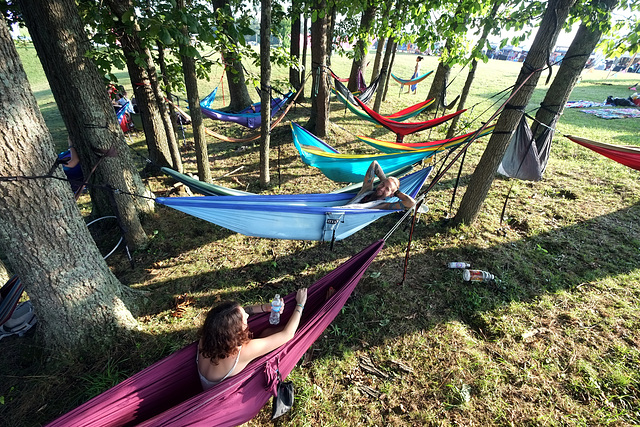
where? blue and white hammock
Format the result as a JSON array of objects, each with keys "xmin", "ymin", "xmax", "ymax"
[
  {"xmin": 155, "ymin": 167, "xmax": 432, "ymax": 241},
  {"xmin": 291, "ymin": 122, "xmax": 439, "ymax": 183}
]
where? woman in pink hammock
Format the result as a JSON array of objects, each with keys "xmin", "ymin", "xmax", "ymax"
[{"xmin": 196, "ymin": 289, "xmax": 307, "ymax": 390}]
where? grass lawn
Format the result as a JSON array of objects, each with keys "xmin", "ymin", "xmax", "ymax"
[{"xmin": 1, "ymin": 45, "xmax": 640, "ymax": 426}]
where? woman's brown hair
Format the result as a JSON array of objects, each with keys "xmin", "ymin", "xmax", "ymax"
[{"xmin": 198, "ymin": 301, "xmax": 251, "ymax": 363}]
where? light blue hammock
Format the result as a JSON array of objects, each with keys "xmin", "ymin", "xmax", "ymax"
[
  {"xmin": 291, "ymin": 122, "xmax": 439, "ymax": 183},
  {"xmin": 200, "ymin": 88, "xmax": 293, "ymax": 129},
  {"xmin": 155, "ymin": 167, "xmax": 432, "ymax": 241},
  {"xmin": 160, "ymin": 166, "xmax": 414, "ymax": 197}
]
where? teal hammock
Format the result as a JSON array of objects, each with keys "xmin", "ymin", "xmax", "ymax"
[{"xmin": 291, "ymin": 122, "xmax": 439, "ymax": 183}]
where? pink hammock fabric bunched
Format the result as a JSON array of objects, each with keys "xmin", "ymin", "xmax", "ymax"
[{"xmin": 47, "ymin": 240, "xmax": 385, "ymax": 427}]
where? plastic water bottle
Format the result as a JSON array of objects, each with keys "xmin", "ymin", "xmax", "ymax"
[
  {"xmin": 463, "ymin": 269, "xmax": 495, "ymax": 282},
  {"xmin": 269, "ymin": 294, "xmax": 282, "ymax": 325},
  {"xmin": 448, "ymin": 262, "xmax": 470, "ymax": 269}
]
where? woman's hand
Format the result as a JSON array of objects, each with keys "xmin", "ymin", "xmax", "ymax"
[{"xmin": 296, "ymin": 288, "xmax": 308, "ymax": 306}]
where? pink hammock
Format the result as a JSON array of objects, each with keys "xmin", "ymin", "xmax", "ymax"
[{"xmin": 46, "ymin": 240, "xmax": 385, "ymax": 427}]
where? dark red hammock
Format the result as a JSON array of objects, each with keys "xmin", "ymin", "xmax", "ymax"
[
  {"xmin": 354, "ymin": 97, "xmax": 465, "ymax": 142},
  {"xmin": 46, "ymin": 240, "xmax": 385, "ymax": 427},
  {"xmin": 566, "ymin": 135, "xmax": 640, "ymax": 171}
]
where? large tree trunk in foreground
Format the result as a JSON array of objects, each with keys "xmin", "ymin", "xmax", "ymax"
[
  {"xmin": 178, "ymin": 0, "xmax": 211, "ymax": 183},
  {"xmin": 453, "ymin": 0, "xmax": 576, "ymax": 226},
  {"xmin": 18, "ymin": 0, "xmax": 151, "ymax": 250},
  {"xmin": 104, "ymin": 0, "xmax": 175, "ymax": 170},
  {"xmin": 531, "ymin": 0, "xmax": 618, "ymax": 144},
  {"xmin": 260, "ymin": 0, "xmax": 272, "ymax": 187},
  {"xmin": 306, "ymin": 0, "xmax": 330, "ymax": 137},
  {"xmin": 348, "ymin": 4, "xmax": 377, "ymax": 92},
  {"xmin": 0, "ymin": 17, "xmax": 137, "ymax": 350}
]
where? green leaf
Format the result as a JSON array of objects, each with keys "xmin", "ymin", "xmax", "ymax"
[{"xmin": 160, "ymin": 28, "xmax": 173, "ymax": 46}]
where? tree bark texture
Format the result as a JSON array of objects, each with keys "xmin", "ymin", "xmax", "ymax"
[
  {"xmin": 347, "ymin": 3, "xmax": 377, "ymax": 92},
  {"xmin": 531, "ymin": 0, "xmax": 618, "ymax": 145},
  {"xmin": 371, "ymin": 36, "xmax": 386, "ymax": 82},
  {"xmin": 383, "ymin": 40, "xmax": 398, "ymax": 101},
  {"xmin": 373, "ymin": 36, "xmax": 395, "ymax": 113},
  {"xmin": 0, "ymin": 17, "xmax": 138, "ymax": 350},
  {"xmin": 212, "ymin": 0, "xmax": 254, "ymax": 111},
  {"xmin": 426, "ymin": 48, "xmax": 452, "ymax": 111},
  {"xmin": 178, "ymin": 0, "xmax": 211, "ymax": 183},
  {"xmin": 307, "ymin": 0, "xmax": 330, "ymax": 137},
  {"xmin": 156, "ymin": 42, "xmax": 185, "ymax": 172},
  {"xmin": 103, "ymin": 0, "xmax": 175, "ymax": 171},
  {"xmin": 453, "ymin": 0, "xmax": 576, "ymax": 226},
  {"xmin": 18, "ymin": 0, "xmax": 151, "ymax": 250},
  {"xmin": 301, "ymin": 16, "xmax": 308, "ymax": 100},
  {"xmin": 326, "ymin": 5, "xmax": 337, "ymax": 66},
  {"xmin": 289, "ymin": 8, "xmax": 301, "ymax": 91},
  {"xmin": 260, "ymin": 0, "xmax": 272, "ymax": 187}
]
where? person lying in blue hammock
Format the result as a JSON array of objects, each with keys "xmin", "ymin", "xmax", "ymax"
[{"xmin": 346, "ymin": 160, "xmax": 416, "ymax": 210}]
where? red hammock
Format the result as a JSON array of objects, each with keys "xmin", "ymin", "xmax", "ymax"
[
  {"xmin": 354, "ymin": 97, "xmax": 465, "ymax": 142},
  {"xmin": 46, "ymin": 240, "xmax": 384, "ymax": 427},
  {"xmin": 566, "ymin": 135, "xmax": 640, "ymax": 171}
]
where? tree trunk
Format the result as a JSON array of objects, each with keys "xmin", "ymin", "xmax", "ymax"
[
  {"xmin": 18, "ymin": 0, "xmax": 151, "ymax": 250},
  {"xmin": 326, "ymin": 5, "xmax": 337, "ymax": 66},
  {"xmin": 383, "ymin": 40, "xmax": 398, "ymax": 101},
  {"xmin": 453, "ymin": 0, "xmax": 576, "ymax": 226},
  {"xmin": 445, "ymin": 57, "xmax": 477, "ymax": 139},
  {"xmin": 301, "ymin": 15, "xmax": 308, "ymax": 100},
  {"xmin": 260, "ymin": 0, "xmax": 272, "ymax": 187},
  {"xmin": 0, "ymin": 17, "xmax": 138, "ymax": 350},
  {"xmin": 306, "ymin": 0, "xmax": 330, "ymax": 137},
  {"xmin": 156, "ymin": 42, "xmax": 185, "ymax": 172},
  {"xmin": 371, "ymin": 36, "xmax": 386, "ymax": 81},
  {"xmin": 212, "ymin": 0, "xmax": 254, "ymax": 111},
  {"xmin": 446, "ymin": 1, "xmax": 501, "ymax": 139},
  {"xmin": 178, "ymin": 0, "xmax": 211, "ymax": 183},
  {"xmin": 103, "ymin": 0, "xmax": 174, "ymax": 171},
  {"xmin": 531, "ymin": 0, "xmax": 618, "ymax": 144},
  {"xmin": 373, "ymin": 36, "xmax": 395, "ymax": 113},
  {"xmin": 289, "ymin": 6, "xmax": 301, "ymax": 91},
  {"xmin": 426, "ymin": 48, "xmax": 453, "ymax": 111},
  {"xmin": 347, "ymin": 3, "xmax": 377, "ymax": 92}
]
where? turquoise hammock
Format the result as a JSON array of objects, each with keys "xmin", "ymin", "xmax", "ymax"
[
  {"xmin": 390, "ymin": 70, "xmax": 433, "ymax": 86},
  {"xmin": 291, "ymin": 122, "xmax": 440, "ymax": 183},
  {"xmin": 155, "ymin": 167, "xmax": 432, "ymax": 242}
]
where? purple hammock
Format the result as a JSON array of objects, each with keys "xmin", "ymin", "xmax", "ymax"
[
  {"xmin": 199, "ymin": 88, "xmax": 294, "ymax": 129},
  {"xmin": 46, "ymin": 239, "xmax": 384, "ymax": 427}
]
